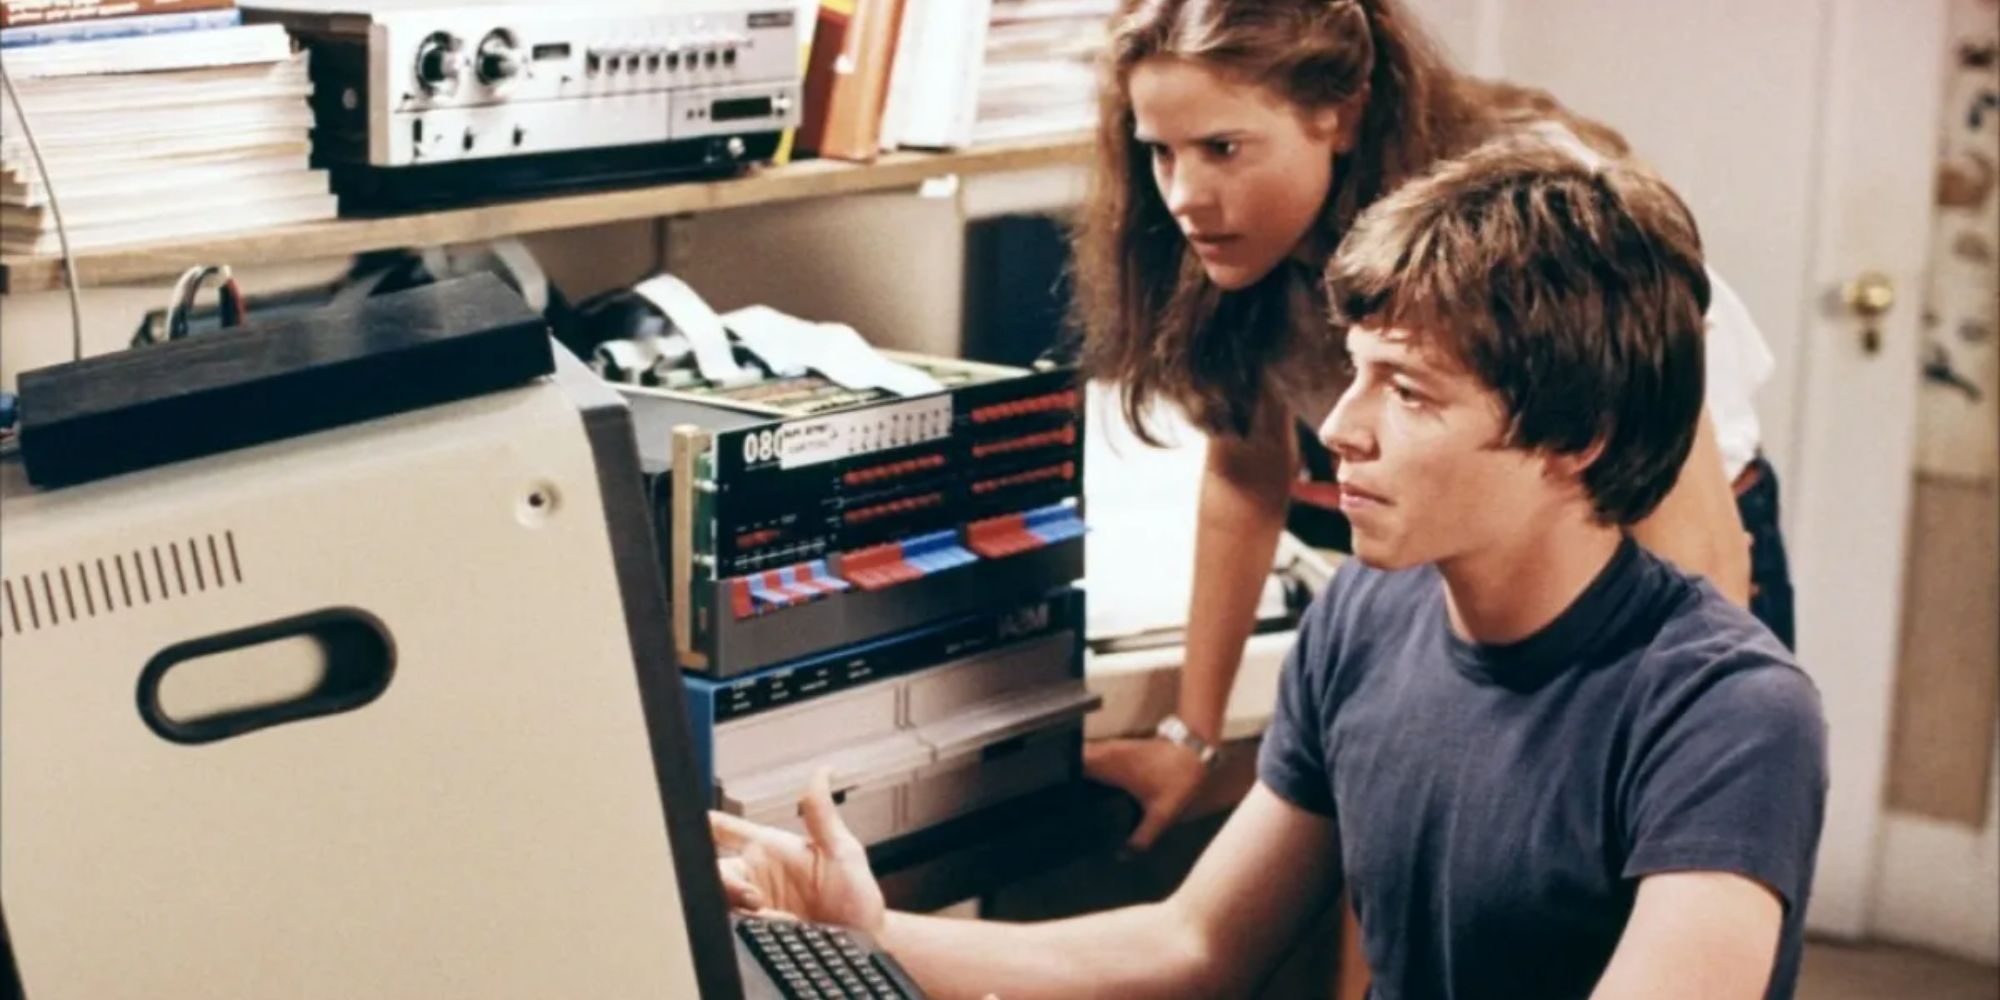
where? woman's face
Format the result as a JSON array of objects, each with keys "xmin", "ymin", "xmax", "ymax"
[{"xmin": 1128, "ymin": 57, "xmax": 1349, "ymax": 291}]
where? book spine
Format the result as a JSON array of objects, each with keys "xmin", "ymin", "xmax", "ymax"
[
  {"xmin": 798, "ymin": 0, "xmax": 907, "ymax": 162},
  {"xmin": 0, "ymin": 0, "xmax": 235, "ymax": 30},
  {"xmin": 794, "ymin": 0, "xmax": 854, "ymax": 159},
  {"xmin": 0, "ymin": 6, "xmax": 238, "ymax": 47},
  {"xmin": 848, "ymin": 0, "xmax": 908, "ymax": 159}
]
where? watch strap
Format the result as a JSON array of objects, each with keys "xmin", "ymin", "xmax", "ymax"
[{"xmin": 1155, "ymin": 713, "xmax": 1219, "ymax": 769}]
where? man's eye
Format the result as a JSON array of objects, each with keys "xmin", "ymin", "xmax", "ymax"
[
  {"xmin": 1389, "ymin": 382, "xmax": 1425, "ymax": 406},
  {"xmin": 1206, "ymin": 139, "xmax": 1239, "ymax": 158}
]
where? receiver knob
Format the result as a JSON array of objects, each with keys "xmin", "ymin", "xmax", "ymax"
[
  {"xmin": 477, "ymin": 31, "xmax": 522, "ymax": 85},
  {"xmin": 414, "ymin": 32, "xmax": 466, "ymax": 94}
]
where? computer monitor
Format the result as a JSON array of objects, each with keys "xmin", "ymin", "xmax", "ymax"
[{"xmin": 0, "ymin": 278, "xmax": 795, "ymax": 998}]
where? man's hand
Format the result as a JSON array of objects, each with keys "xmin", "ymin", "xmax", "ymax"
[
  {"xmin": 709, "ymin": 768, "xmax": 886, "ymax": 934},
  {"xmin": 1084, "ymin": 737, "xmax": 1208, "ymax": 851}
]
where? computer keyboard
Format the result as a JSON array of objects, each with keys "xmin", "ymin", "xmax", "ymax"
[{"xmin": 735, "ymin": 915, "xmax": 926, "ymax": 1000}]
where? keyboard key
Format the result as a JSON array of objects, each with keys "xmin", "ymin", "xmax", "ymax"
[{"xmin": 738, "ymin": 916, "xmax": 914, "ymax": 999}]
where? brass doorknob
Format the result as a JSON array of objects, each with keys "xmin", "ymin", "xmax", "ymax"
[{"xmin": 1842, "ymin": 271, "xmax": 1895, "ymax": 354}]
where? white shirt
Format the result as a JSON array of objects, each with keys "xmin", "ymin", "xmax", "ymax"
[{"xmin": 1704, "ymin": 268, "xmax": 1774, "ymax": 480}]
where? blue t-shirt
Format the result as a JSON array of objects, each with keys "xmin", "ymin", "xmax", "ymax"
[{"xmin": 1258, "ymin": 537, "xmax": 1827, "ymax": 1000}]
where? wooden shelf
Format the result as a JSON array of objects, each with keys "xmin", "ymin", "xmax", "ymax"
[{"xmin": 0, "ymin": 135, "xmax": 1092, "ymax": 294}]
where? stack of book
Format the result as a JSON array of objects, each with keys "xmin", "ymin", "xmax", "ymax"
[
  {"xmin": 0, "ymin": 0, "xmax": 336, "ymax": 256},
  {"xmin": 796, "ymin": 0, "xmax": 1110, "ymax": 160},
  {"xmin": 969, "ymin": 0, "xmax": 1113, "ymax": 146},
  {"xmin": 794, "ymin": 0, "xmax": 907, "ymax": 162}
]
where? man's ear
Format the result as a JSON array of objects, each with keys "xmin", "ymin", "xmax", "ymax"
[{"xmin": 1544, "ymin": 438, "xmax": 1608, "ymax": 487}]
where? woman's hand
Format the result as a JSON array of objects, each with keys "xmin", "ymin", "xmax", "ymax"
[
  {"xmin": 1084, "ymin": 736, "xmax": 1210, "ymax": 851},
  {"xmin": 709, "ymin": 768, "xmax": 887, "ymax": 934}
]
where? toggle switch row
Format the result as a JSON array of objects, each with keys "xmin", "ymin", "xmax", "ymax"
[
  {"xmin": 842, "ymin": 491, "xmax": 946, "ymax": 526},
  {"xmin": 970, "ymin": 425, "xmax": 1076, "ymax": 460},
  {"xmin": 727, "ymin": 507, "xmax": 1085, "ymax": 618},
  {"xmin": 966, "ymin": 503, "xmax": 1086, "ymax": 559},
  {"xmin": 843, "ymin": 453, "xmax": 947, "ymax": 487},
  {"xmin": 970, "ymin": 390, "xmax": 1078, "ymax": 425},
  {"xmin": 971, "ymin": 462, "xmax": 1075, "ymax": 496},
  {"xmin": 838, "ymin": 530, "xmax": 978, "ymax": 592},
  {"xmin": 730, "ymin": 559, "xmax": 851, "ymax": 619}
]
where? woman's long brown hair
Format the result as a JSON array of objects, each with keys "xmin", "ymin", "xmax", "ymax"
[{"xmin": 1072, "ymin": 0, "xmax": 1624, "ymax": 441}]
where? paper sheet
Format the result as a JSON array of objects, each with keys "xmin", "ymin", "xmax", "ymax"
[
  {"xmin": 719, "ymin": 304, "xmax": 942, "ymax": 396},
  {"xmin": 1081, "ymin": 381, "xmax": 1210, "ymax": 639},
  {"xmin": 802, "ymin": 323, "xmax": 943, "ymax": 396},
  {"xmin": 721, "ymin": 305, "xmax": 811, "ymax": 377},
  {"xmin": 632, "ymin": 274, "xmax": 755, "ymax": 387}
]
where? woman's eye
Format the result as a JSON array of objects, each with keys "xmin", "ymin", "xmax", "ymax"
[
  {"xmin": 1389, "ymin": 382, "xmax": 1425, "ymax": 406},
  {"xmin": 1206, "ymin": 139, "xmax": 1239, "ymax": 158},
  {"xmin": 1147, "ymin": 142, "xmax": 1173, "ymax": 163}
]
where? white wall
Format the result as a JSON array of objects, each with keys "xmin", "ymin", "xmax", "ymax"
[
  {"xmin": 660, "ymin": 165, "xmax": 1085, "ymax": 359},
  {"xmin": 1404, "ymin": 0, "xmax": 1825, "ymax": 483},
  {"xmin": 660, "ymin": 188, "xmax": 968, "ymax": 358}
]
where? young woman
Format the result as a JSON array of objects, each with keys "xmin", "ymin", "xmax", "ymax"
[{"xmin": 1076, "ymin": 0, "xmax": 1792, "ymax": 849}]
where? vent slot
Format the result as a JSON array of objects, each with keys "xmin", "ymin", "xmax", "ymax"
[{"xmin": 1, "ymin": 531, "xmax": 244, "ymax": 636}]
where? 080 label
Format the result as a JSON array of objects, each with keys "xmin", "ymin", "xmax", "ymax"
[{"xmin": 737, "ymin": 396, "xmax": 953, "ymax": 470}]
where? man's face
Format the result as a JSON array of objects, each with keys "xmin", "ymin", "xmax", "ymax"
[
  {"xmin": 1126, "ymin": 57, "xmax": 1346, "ymax": 291},
  {"xmin": 1319, "ymin": 325, "xmax": 1585, "ymax": 572}
]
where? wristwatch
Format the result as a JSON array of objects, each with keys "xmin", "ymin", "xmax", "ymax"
[{"xmin": 1154, "ymin": 714, "xmax": 1220, "ymax": 770}]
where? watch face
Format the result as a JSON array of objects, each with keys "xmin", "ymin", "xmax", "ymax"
[{"xmin": 1158, "ymin": 716, "xmax": 1216, "ymax": 765}]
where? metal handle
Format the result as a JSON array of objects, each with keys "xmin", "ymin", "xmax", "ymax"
[{"xmin": 1842, "ymin": 271, "xmax": 1895, "ymax": 354}]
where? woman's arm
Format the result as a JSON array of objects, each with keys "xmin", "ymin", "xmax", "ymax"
[
  {"xmin": 1630, "ymin": 408, "xmax": 1752, "ymax": 606},
  {"xmin": 1085, "ymin": 394, "xmax": 1299, "ymax": 849}
]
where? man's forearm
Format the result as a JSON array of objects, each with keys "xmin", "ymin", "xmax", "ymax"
[
  {"xmin": 877, "ymin": 900, "xmax": 1219, "ymax": 1000},
  {"xmin": 873, "ymin": 786, "xmax": 1346, "ymax": 1000}
]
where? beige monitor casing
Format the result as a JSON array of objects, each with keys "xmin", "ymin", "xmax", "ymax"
[{"xmin": 0, "ymin": 365, "xmax": 733, "ymax": 998}]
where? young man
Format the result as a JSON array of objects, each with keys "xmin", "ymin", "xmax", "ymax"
[{"xmin": 709, "ymin": 140, "xmax": 1828, "ymax": 1000}]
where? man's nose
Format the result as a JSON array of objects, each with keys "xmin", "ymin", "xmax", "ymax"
[{"xmin": 1320, "ymin": 389, "xmax": 1374, "ymax": 462}]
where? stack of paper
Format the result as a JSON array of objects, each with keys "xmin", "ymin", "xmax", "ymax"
[
  {"xmin": 971, "ymin": 0, "xmax": 1114, "ymax": 146},
  {"xmin": 0, "ymin": 20, "xmax": 335, "ymax": 255},
  {"xmin": 877, "ymin": 0, "xmax": 993, "ymax": 151}
]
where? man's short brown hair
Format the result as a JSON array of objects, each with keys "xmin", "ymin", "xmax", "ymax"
[{"xmin": 1324, "ymin": 138, "xmax": 1710, "ymax": 525}]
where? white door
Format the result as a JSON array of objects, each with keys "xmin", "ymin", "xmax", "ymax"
[{"xmin": 1407, "ymin": 0, "xmax": 1948, "ymax": 936}]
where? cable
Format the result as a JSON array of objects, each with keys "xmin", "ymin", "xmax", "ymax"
[
  {"xmin": 0, "ymin": 59, "xmax": 84, "ymax": 363},
  {"xmin": 221, "ymin": 274, "xmax": 245, "ymax": 326},
  {"xmin": 164, "ymin": 265, "xmax": 247, "ymax": 340}
]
